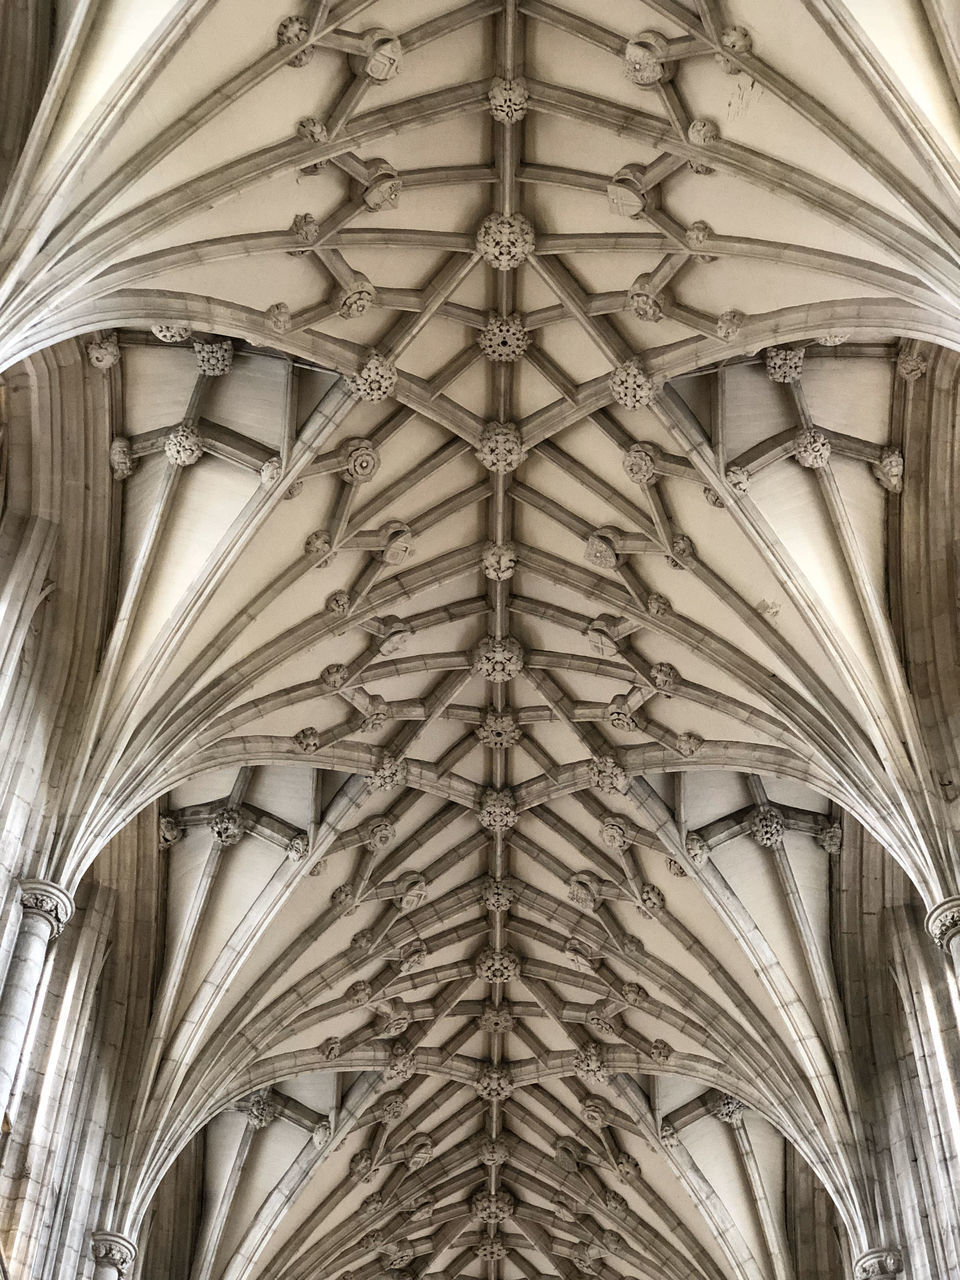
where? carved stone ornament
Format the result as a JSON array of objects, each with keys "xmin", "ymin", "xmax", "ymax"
[
  {"xmin": 703, "ymin": 486, "xmax": 724, "ymax": 508},
  {"xmin": 339, "ymin": 437, "xmax": 381, "ymax": 485},
  {"xmin": 623, "ymin": 443, "xmax": 657, "ymax": 484},
  {"xmin": 475, "ymin": 421, "xmax": 526, "ymax": 472},
  {"xmin": 750, "ymin": 805, "xmax": 785, "ymax": 847},
  {"xmin": 290, "ymin": 212, "xmax": 320, "ymax": 246},
  {"xmin": 294, "ymin": 726, "xmax": 323, "ymax": 753},
  {"xmin": 266, "ymin": 302, "xmax": 292, "ymax": 334},
  {"xmin": 764, "ymin": 345, "xmax": 804, "ymax": 383},
  {"xmin": 853, "ymin": 1249, "xmax": 904, "ymax": 1279},
  {"xmin": 586, "ymin": 616, "xmax": 619, "ymax": 657},
  {"xmin": 376, "ymin": 1093, "xmax": 406, "ymax": 1121},
  {"xmin": 565, "ymin": 937, "xmax": 599, "ymax": 973},
  {"xmin": 297, "ymin": 116, "xmax": 327, "ymax": 144},
  {"xmin": 473, "ymin": 635, "xmax": 524, "ymax": 682},
  {"xmin": 716, "ymin": 309, "xmax": 745, "ymax": 341},
  {"xmin": 158, "ymin": 814, "xmax": 182, "ymax": 848},
  {"xmin": 398, "ymin": 939, "xmax": 427, "ymax": 973},
  {"xmin": 384, "ymin": 1046, "xmax": 417, "ymax": 1081},
  {"xmin": 626, "ymin": 280, "xmax": 665, "ymax": 322},
  {"xmin": 668, "ymin": 533, "xmax": 695, "ymax": 568},
  {"xmin": 260, "ymin": 456, "xmax": 282, "ymax": 487},
  {"xmin": 277, "ymin": 15, "xmax": 314, "ymax": 66},
  {"xmin": 379, "ymin": 522, "xmax": 414, "ymax": 565},
  {"xmin": 896, "ymin": 350, "xmax": 926, "ymax": 382},
  {"xmin": 815, "ymin": 819, "xmax": 843, "ymax": 855},
  {"xmin": 624, "ymin": 31, "xmax": 672, "ymax": 85},
  {"xmin": 925, "ymin": 897, "xmax": 960, "ymax": 949},
  {"xmin": 478, "ymin": 1001, "xmax": 514, "ymax": 1033},
  {"xmin": 480, "ymin": 1137, "xmax": 510, "ymax": 1164},
  {"xmin": 362, "ymin": 159, "xmax": 402, "ymax": 212},
  {"xmin": 362, "ymin": 817, "xmax": 397, "ymax": 851},
  {"xmin": 19, "ymin": 881, "xmax": 74, "ymax": 938},
  {"xmin": 241, "ymin": 1089, "xmax": 279, "ymax": 1130},
  {"xmin": 349, "ymin": 28, "xmax": 403, "ymax": 81},
  {"xmin": 331, "ymin": 883, "xmax": 358, "ymax": 916},
  {"xmin": 477, "ymin": 1238, "xmax": 507, "ymax": 1261},
  {"xmin": 371, "ymin": 753, "xmax": 407, "ymax": 791},
  {"xmin": 286, "ymin": 834, "xmax": 308, "ymax": 862},
  {"xmin": 659, "ymin": 1121, "xmax": 680, "ymax": 1148},
  {"xmin": 311, "ymin": 1117, "xmax": 332, "ymax": 1148},
  {"xmin": 607, "ymin": 695, "xmax": 638, "ymax": 732},
  {"xmin": 86, "ymin": 332, "xmax": 121, "ymax": 370},
  {"xmin": 210, "ymin": 807, "xmax": 244, "ymax": 846},
  {"xmin": 574, "ymin": 1044, "xmax": 610, "ymax": 1084},
  {"xmin": 584, "ymin": 530, "xmax": 621, "ymax": 570},
  {"xmin": 685, "ymin": 832, "xmax": 708, "ymax": 866},
  {"xmin": 395, "ymin": 872, "xmax": 428, "ymax": 912},
  {"xmin": 667, "ymin": 859, "xmax": 686, "ymax": 877},
  {"xmin": 478, "ymin": 313, "xmax": 529, "ymax": 362},
  {"xmin": 194, "ymin": 339, "xmax": 233, "ymax": 377},
  {"xmin": 709, "ymin": 1093, "xmax": 744, "ymax": 1124},
  {"xmin": 639, "ymin": 883, "xmax": 665, "ymax": 915},
  {"xmin": 872, "ymin": 447, "xmax": 904, "ymax": 493},
  {"xmin": 648, "ymin": 592, "xmax": 671, "ymax": 616},
  {"xmin": 725, "ymin": 465, "xmax": 750, "ymax": 496},
  {"xmin": 610, "ymin": 358, "xmax": 658, "ymax": 409},
  {"xmin": 716, "ymin": 25, "xmax": 753, "ymax": 72},
  {"xmin": 337, "ymin": 275, "xmax": 376, "ymax": 318},
  {"xmin": 404, "ymin": 1133, "xmax": 433, "ymax": 1170},
  {"xmin": 600, "ymin": 815, "xmax": 630, "ymax": 851},
  {"xmin": 478, "ymin": 787, "xmax": 518, "ymax": 831},
  {"xmin": 109, "ymin": 438, "xmax": 136, "ymax": 480},
  {"xmin": 476, "ymin": 710, "xmax": 522, "ymax": 748},
  {"xmin": 676, "ymin": 731, "xmax": 703, "ymax": 757},
  {"xmin": 304, "ymin": 530, "xmax": 334, "ymax": 563},
  {"xmin": 347, "ymin": 351, "xmax": 397, "ymax": 402},
  {"xmin": 481, "ymin": 540, "xmax": 518, "ymax": 581},
  {"xmin": 818, "ymin": 331, "xmax": 850, "ymax": 346},
  {"xmin": 621, "ymin": 981, "xmax": 648, "ymax": 1006},
  {"xmin": 488, "ymin": 75, "xmax": 529, "ymax": 122},
  {"xmin": 688, "ymin": 118, "xmax": 720, "ymax": 145},
  {"xmin": 163, "ymin": 422, "xmax": 203, "ymax": 467},
  {"xmin": 650, "ymin": 661, "xmax": 678, "ymax": 693},
  {"xmin": 151, "ymin": 322, "xmax": 191, "ymax": 343},
  {"xmin": 480, "ymin": 875, "xmax": 519, "ymax": 911},
  {"xmin": 794, "ymin": 426, "xmax": 831, "ymax": 469},
  {"xmin": 476, "ymin": 211, "xmax": 535, "ymax": 270},
  {"xmin": 568, "ymin": 871, "xmax": 602, "ymax": 911},
  {"xmin": 472, "ymin": 1190, "xmax": 515, "ymax": 1222},
  {"xmin": 589, "ymin": 755, "xmax": 628, "ymax": 795},
  {"xmin": 581, "ymin": 1095, "xmax": 610, "ymax": 1129},
  {"xmin": 475, "ymin": 946, "xmax": 522, "ymax": 982},
  {"xmin": 686, "ymin": 220, "xmax": 715, "ymax": 258},
  {"xmin": 350, "ymin": 1150, "xmax": 375, "ymax": 1181},
  {"xmin": 607, "ymin": 164, "xmax": 656, "ymax": 218},
  {"xmin": 91, "ymin": 1233, "xmax": 138, "ymax": 1275}
]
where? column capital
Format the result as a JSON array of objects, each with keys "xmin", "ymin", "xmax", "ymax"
[
  {"xmin": 924, "ymin": 896, "xmax": 960, "ymax": 949},
  {"xmin": 853, "ymin": 1247, "xmax": 903, "ymax": 1279},
  {"xmin": 91, "ymin": 1231, "xmax": 138, "ymax": 1275},
  {"xmin": 18, "ymin": 880, "xmax": 74, "ymax": 939}
]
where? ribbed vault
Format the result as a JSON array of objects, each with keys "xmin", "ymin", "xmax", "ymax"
[{"xmin": 4, "ymin": 3, "xmax": 960, "ymax": 1280}]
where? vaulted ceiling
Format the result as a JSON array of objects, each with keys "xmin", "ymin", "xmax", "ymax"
[{"xmin": 4, "ymin": 2, "xmax": 960, "ymax": 1279}]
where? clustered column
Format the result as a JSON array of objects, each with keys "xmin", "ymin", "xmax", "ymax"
[{"xmin": 0, "ymin": 879, "xmax": 73, "ymax": 1116}]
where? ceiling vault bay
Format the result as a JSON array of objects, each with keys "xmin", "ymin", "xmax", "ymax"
[{"xmin": 3, "ymin": 3, "xmax": 960, "ymax": 1280}]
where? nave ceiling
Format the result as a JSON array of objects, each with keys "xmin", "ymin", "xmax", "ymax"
[{"xmin": 3, "ymin": 2, "xmax": 960, "ymax": 1280}]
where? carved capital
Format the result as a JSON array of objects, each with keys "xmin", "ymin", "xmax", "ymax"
[
  {"xmin": 925, "ymin": 896, "xmax": 960, "ymax": 950},
  {"xmin": 853, "ymin": 1247, "xmax": 903, "ymax": 1279},
  {"xmin": 19, "ymin": 880, "xmax": 74, "ymax": 939},
  {"xmin": 91, "ymin": 1231, "xmax": 138, "ymax": 1275}
]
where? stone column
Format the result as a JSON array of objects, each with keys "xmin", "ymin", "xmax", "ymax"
[
  {"xmin": 91, "ymin": 1232, "xmax": 138, "ymax": 1278},
  {"xmin": 925, "ymin": 896, "xmax": 960, "ymax": 970},
  {"xmin": 0, "ymin": 879, "xmax": 73, "ymax": 1117},
  {"xmin": 853, "ymin": 1247, "xmax": 903, "ymax": 1278}
]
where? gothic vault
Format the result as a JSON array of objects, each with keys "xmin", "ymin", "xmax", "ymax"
[{"xmin": 2, "ymin": 4, "xmax": 960, "ymax": 1280}]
